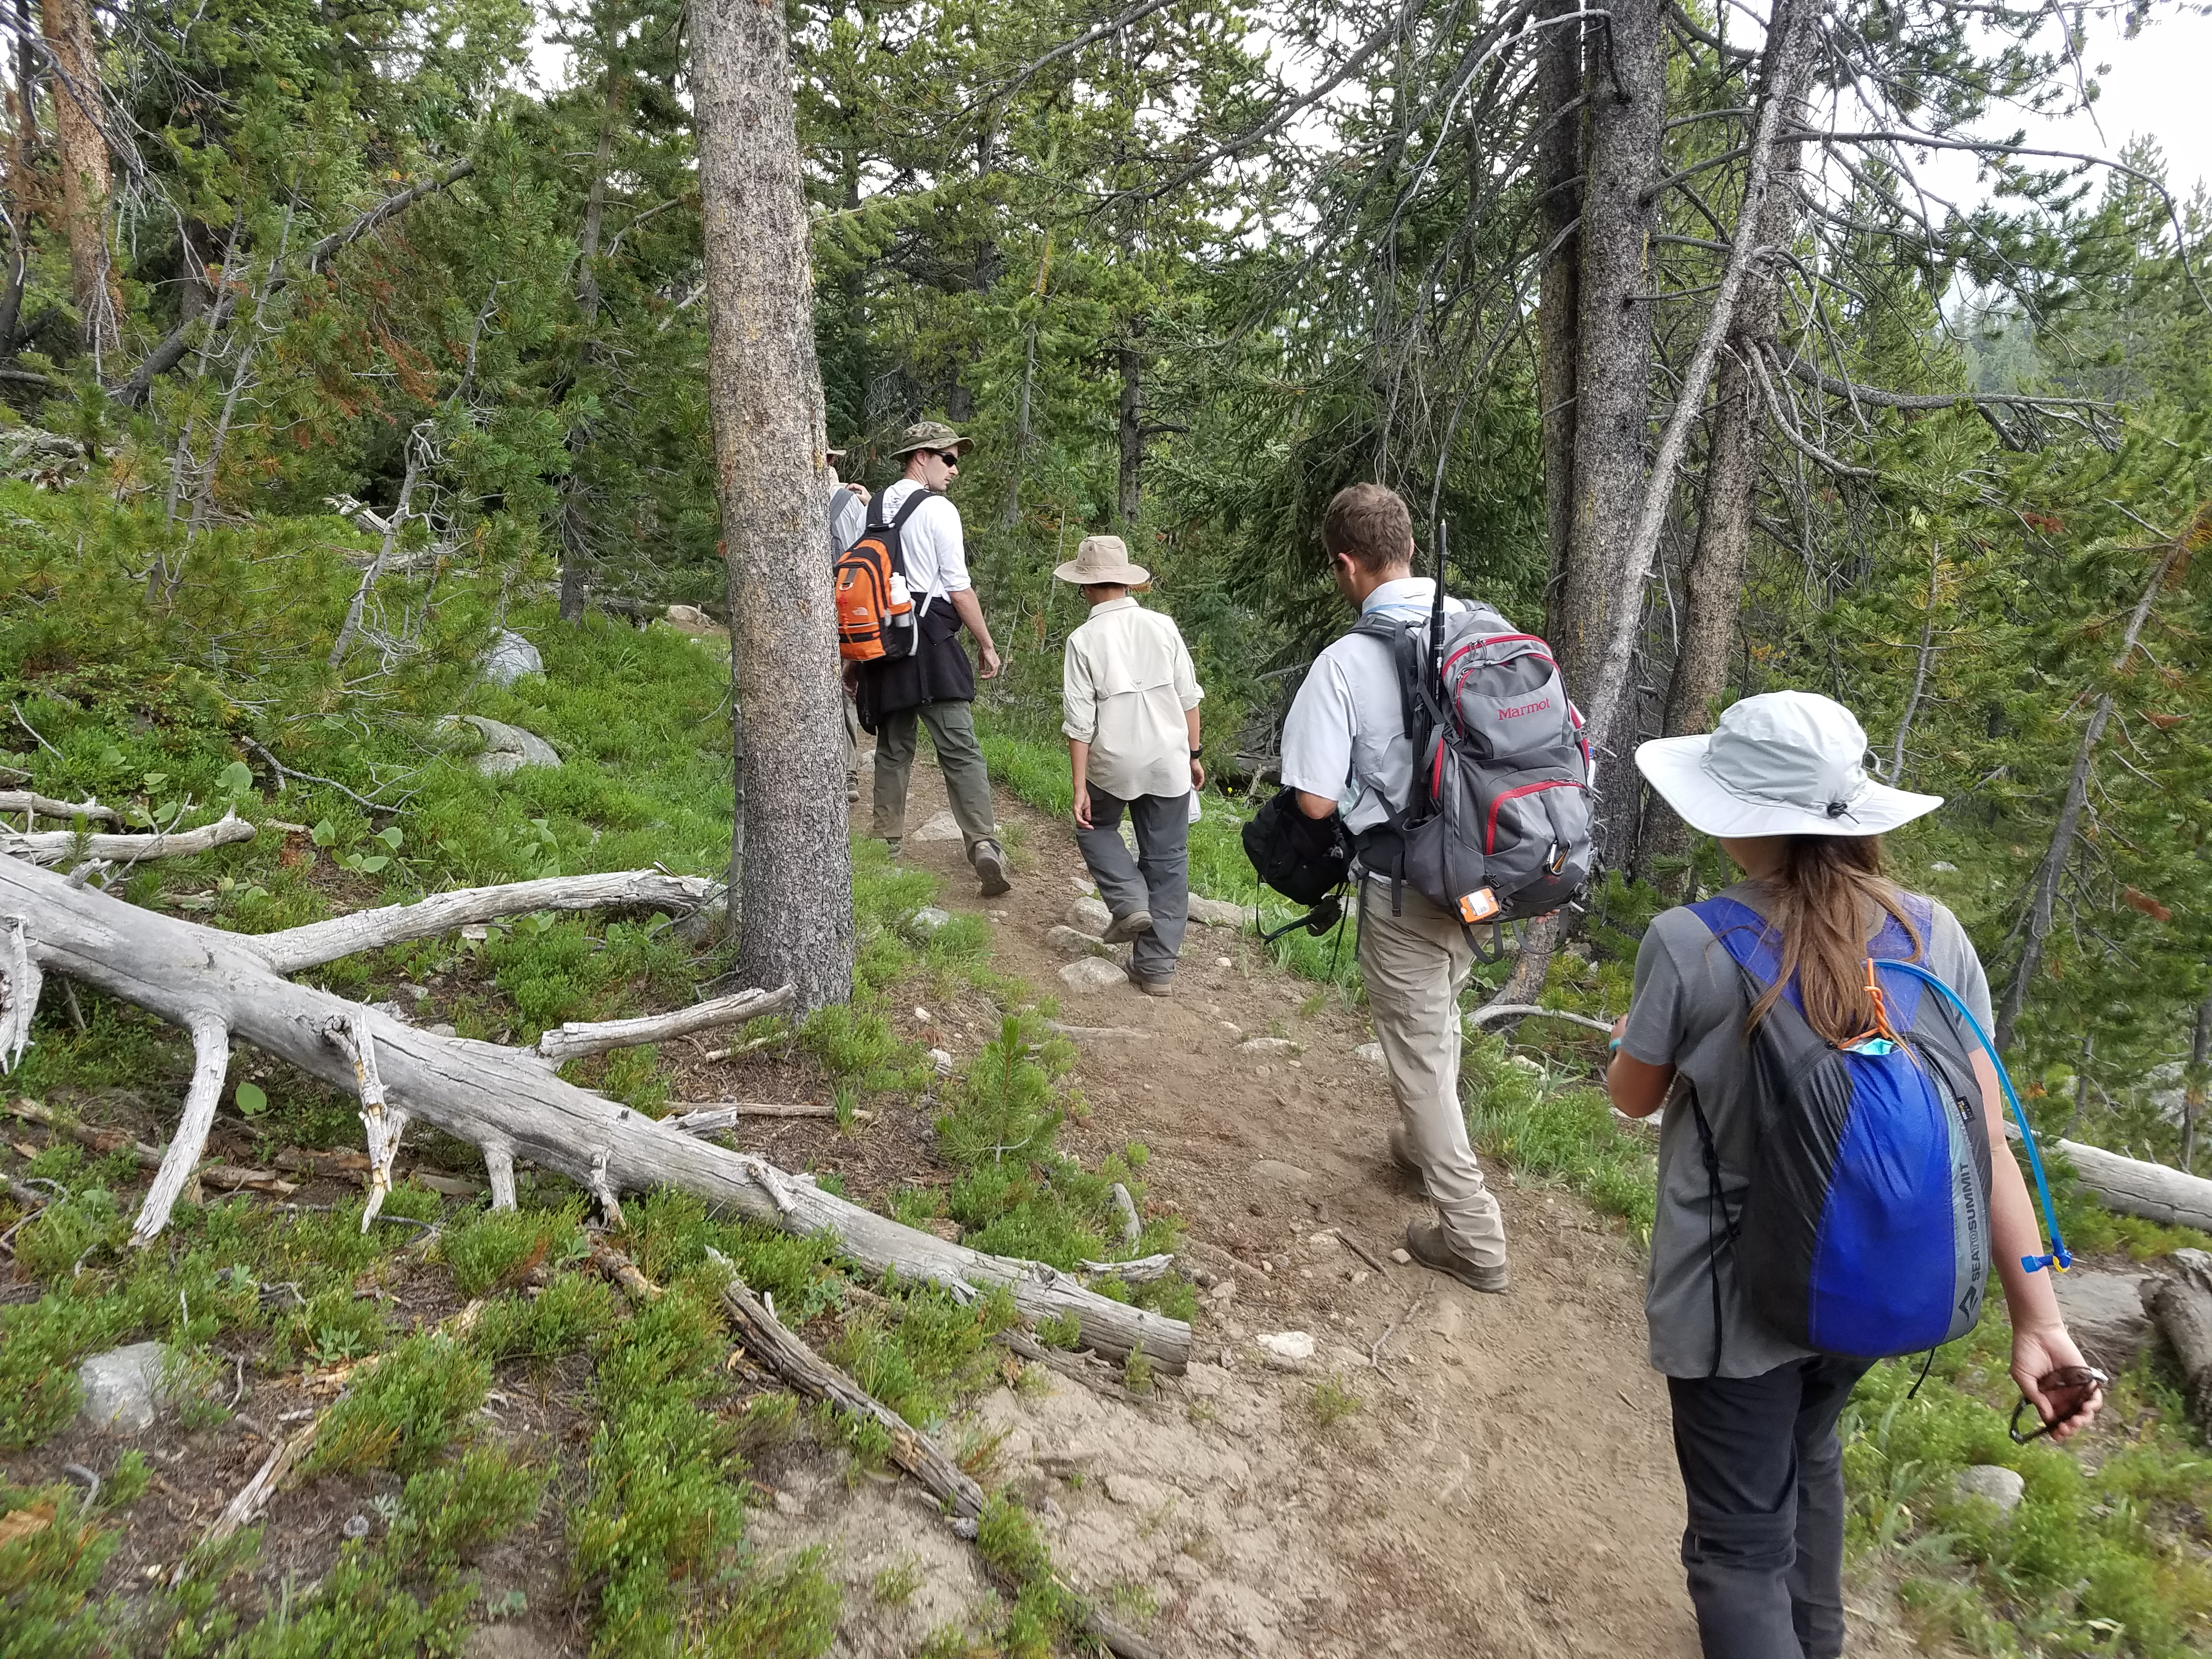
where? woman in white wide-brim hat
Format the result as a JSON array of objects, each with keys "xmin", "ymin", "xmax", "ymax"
[{"xmin": 1605, "ymin": 690, "xmax": 2100, "ymax": 1659}]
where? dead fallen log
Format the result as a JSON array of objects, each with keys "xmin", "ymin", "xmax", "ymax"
[
  {"xmin": 2145, "ymin": 1249, "xmax": 2212, "ymax": 1427},
  {"xmin": 665, "ymin": 1102, "xmax": 838, "ymax": 1131},
  {"xmin": 1, "ymin": 809, "xmax": 257, "ymax": 868},
  {"xmin": 2052, "ymin": 1138, "xmax": 2212, "ymax": 1233},
  {"xmin": 0, "ymin": 792, "xmax": 121, "ymax": 825},
  {"xmin": 709, "ymin": 1245, "xmax": 985, "ymax": 1515},
  {"xmin": 535, "ymin": 986, "xmax": 793, "ymax": 1063},
  {"xmin": 710, "ymin": 1250, "xmax": 1161, "ymax": 1659},
  {"xmin": 4, "ymin": 1098, "xmax": 161, "ymax": 1166},
  {"xmin": 997, "ymin": 1328, "xmax": 1147, "ymax": 1407},
  {"xmin": 1467, "ymin": 1002, "xmax": 1616, "ymax": 1036},
  {"xmin": 251, "ymin": 871, "xmax": 716, "ymax": 974},
  {"xmin": 0, "ymin": 857, "xmax": 1188, "ymax": 1367}
]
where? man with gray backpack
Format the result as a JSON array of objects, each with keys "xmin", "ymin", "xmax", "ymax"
[{"xmin": 1274, "ymin": 483, "xmax": 1594, "ymax": 1293}]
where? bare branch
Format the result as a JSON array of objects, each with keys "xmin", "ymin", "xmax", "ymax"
[
  {"xmin": 253, "ymin": 870, "xmax": 718, "ymax": 975},
  {"xmin": 534, "ymin": 984, "xmax": 798, "ymax": 1063}
]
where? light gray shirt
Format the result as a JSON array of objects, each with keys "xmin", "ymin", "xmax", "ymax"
[
  {"xmin": 1621, "ymin": 882, "xmax": 1995, "ymax": 1378},
  {"xmin": 1279, "ymin": 578, "xmax": 1468, "ymax": 833}
]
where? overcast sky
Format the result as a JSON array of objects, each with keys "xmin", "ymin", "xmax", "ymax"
[{"xmin": 1916, "ymin": 5, "xmax": 2212, "ymax": 210}]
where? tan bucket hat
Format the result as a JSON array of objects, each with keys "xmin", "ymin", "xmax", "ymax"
[
  {"xmin": 888, "ymin": 420, "xmax": 974, "ymax": 458},
  {"xmin": 1053, "ymin": 534, "xmax": 1150, "ymax": 588}
]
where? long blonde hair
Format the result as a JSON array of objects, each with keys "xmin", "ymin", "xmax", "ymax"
[{"xmin": 1747, "ymin": 837, "xmax": 1924, "ymax": 1043}]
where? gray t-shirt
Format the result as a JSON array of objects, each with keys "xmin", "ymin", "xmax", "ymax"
[{"xmin": 1621, "ymin": 882, "xmax": 1995, "ymax": 1378}]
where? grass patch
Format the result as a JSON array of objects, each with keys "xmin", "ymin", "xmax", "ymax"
[{"xmin": 304, "ymin": 1332, "xmax": 492, "ymax": 1480}]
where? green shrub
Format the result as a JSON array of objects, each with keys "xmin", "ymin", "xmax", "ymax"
[
  {"xmin": 0, "ymin": 1483, "xmax": 116, "ymax": 1657},
  {"xmin": 701, "ymin": 1550, "xmax": 840, "ymax": 1658},
  {"xmin": 439, "ymin": 1201, "xmax": 585, "ymax": 1297},
  {"xmin": 304, "ymin": 1334, "xmax": 491, "ymax": 1480},
  {"xmin": 472, "ymin": 1273, "xmax": 618, "ymax": 1364},
  {"xmin": 386, "ymin": 1444, "xmax": 548, "ymax": 1570}
]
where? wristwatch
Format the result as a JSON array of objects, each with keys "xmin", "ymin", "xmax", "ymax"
[{"xmin": 1190, "ymin": 748, "xmax": 1204, "ymax": 757}]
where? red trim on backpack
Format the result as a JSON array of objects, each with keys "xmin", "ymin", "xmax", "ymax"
[{"xmin": 1485, "ymin": 780, "xmax": 1578, "ymax": 854}]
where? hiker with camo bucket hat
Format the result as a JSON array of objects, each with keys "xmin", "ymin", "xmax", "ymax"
[{"xmin": 845, "ymin": 421, "xmax": 1011, "ymax": 896}]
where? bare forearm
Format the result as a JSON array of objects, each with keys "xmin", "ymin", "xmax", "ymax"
[
  {"xmin": 950, "ymin": 589, "xmax": 993, "ymax": 653},
  {"xmin": 1184, "ymin": 708, "xmax": 1201, "ymax": 752},
  {"xmin": 1068, "ymin": 738, "xmax": 1089, "ymax": 795}
]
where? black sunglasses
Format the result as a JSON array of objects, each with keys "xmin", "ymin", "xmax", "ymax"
[{"xmin": 2008, "ymin": 1365, "xmax": 2108, "ymax": 1443}]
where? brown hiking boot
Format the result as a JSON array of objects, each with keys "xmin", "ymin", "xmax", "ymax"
[
  {"xmin": 1387, "ymin": 1122, "xmax": 1420, "ymax": 1176},
  {"xmin": 1101, "ymin": 909, "xmax": 1154, "ymax": 945},
  {"xmin": 972, "ymin": 842, "xmax": 1011, "ymax": 898},
  {"xmin": 1405, "ymin": 1220, "xmax": 1508, "ymax": 1295},
  {"xmin": 1125, "ymin": 966, "xmax": 1173, "ymax": 998}
]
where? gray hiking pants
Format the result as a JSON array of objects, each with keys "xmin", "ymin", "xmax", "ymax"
[
  {"xmin": 871, "ymin": 699, "xmax": 1000, "ymax": 866},
  {"xmin": 1356, "ymin": 875, "xmax": 1509, "ymax": 1270},
  {"xmin": 1075, "ymin": 787, "xmax": 1188, "ymax": 984}
]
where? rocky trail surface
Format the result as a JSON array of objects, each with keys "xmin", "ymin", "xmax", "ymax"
[{"xmin": 746, "ymin": 762, "xmax": 1932, "ymax": 1658}]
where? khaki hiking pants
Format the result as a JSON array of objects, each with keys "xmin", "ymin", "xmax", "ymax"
[
  {"xmin": 1357, "ymin": 876, "xmax": 1509, "ymax": 1271},
  {"xmin": 871, "ymin": 698, "xmax": 1001, "ymax": 866}
]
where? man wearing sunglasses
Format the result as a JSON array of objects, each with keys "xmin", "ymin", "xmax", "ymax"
[{"xmin": 849, "ymin": 421, "xmax": 1011, "ymax": 897}]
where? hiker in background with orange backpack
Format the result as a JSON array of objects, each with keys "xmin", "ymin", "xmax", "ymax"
[
  {"xmin": 836, "ymin": 421, "xmax": 1011, "ymax": 898},
  {"xmin": 827, "ymin": 447, "xmax": 870, "ymax": 804},
  {"xmin": 1609, "ymin": 691, "xmax": 2101, "ymax": 1659}
]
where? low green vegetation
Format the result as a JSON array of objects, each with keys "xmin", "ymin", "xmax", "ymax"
[{"xmin": 0, "ymin": 505, "xmax": 1200, "ymax": 1657}]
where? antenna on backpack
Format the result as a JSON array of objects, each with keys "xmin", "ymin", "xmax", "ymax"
[{"xmin": 1430, "ymin": 522, "xmax": 1449, "ymax": 695}]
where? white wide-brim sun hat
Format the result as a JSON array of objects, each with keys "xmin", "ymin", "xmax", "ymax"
[{"xmin": 1637, "ymin": 690, "xmax": 1944, "ymax": 839}]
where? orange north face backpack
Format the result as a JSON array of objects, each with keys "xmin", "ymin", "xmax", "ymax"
[{"xmin": 836, "ymin": 493, "xmax": 928, "ymax": 663}]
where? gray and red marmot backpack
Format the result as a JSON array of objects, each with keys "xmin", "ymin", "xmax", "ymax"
[{"xmin": 1350, "ymin": 590, "xmax": 1594, "ymax": 930}]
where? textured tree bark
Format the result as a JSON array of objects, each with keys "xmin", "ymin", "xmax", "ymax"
[
  {"xmin": 1533, "ymin": 0, "xmax": 1583, "ymax": 642},
  {"xmin": 2145, "ymin": 1250, "xmax": 2212, "ymax": 1426},
  {"xmin": 1645, "ymin": 11, "xmax": 1817, "ymax": 877},
  {"xmin": 690, "ymin": 0, "xmax": 855, "ymax": 1012},
  {"xmin": 1553, "ymin": 0, "xmax": 1662, "ymax": 857},
  {"xmin": 1579, "ymin": 0, "xmax": 1817, "ymax": 800},
  {"xmin": 2052, "ymin": 1138, "xmax": 2212, "ymax": 1233},
  {"xmin": 36, "ymin": 0, "xmax": 116, "ymax": 358},
  {"xmin": 1116, "ymin": 338, "xmax": 1143, "ymax": 526}
]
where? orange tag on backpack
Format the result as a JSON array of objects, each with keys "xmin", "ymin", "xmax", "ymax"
[{"xmin": 1457, "ymin": 888, "xmax": 1500, "ymax": 923}]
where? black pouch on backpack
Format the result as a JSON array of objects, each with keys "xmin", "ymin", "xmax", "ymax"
[{"xmin": 1242, "ymin": 787, "xmax": 1350, "ymax": 906}]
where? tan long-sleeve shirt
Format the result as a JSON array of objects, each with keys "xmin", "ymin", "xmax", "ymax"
[{"xmin": 1062, "ymin": 596, "xmax": 1204, "ymax": 800}]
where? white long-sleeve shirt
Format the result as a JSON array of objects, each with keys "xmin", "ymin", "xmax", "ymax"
[{"xmin": 1062, "ymin": 597, "xmax": 1204, "ymax": 800}]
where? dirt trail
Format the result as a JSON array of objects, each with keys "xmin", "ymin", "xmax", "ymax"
[{"xmin": 748, "ymin": 761, "xmax": 1929, "ymax": 1657}]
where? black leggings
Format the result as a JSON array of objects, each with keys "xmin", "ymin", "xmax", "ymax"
[{"xmin": 1667, "ymin": 1356, "xmax": 1871, "ymax": 1659}]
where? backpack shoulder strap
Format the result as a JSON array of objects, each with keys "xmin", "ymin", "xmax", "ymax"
[{"xmin": 1688, "ymin": 894, "xmax": 1785, "ymax": 989}]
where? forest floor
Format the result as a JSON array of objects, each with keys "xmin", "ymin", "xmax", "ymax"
[{"xmin": 731, "ymin": 758, "xmax": 1931, "ymax": 1659}]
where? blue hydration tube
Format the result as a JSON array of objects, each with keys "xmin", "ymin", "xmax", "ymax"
[{"xmin": 1875, "ymin": 958, "xmax": 2072, "ymax": 1275}]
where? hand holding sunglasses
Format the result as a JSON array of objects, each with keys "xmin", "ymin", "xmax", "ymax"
[{"xmin": 2009, "ymin": 1364, "xmax": 2108, "ymax": 1444}]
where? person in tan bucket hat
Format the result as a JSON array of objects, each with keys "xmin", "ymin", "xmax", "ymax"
[
  {"xmin": 1057, "ymin": 534, "xmax": 1204, "ymax": 995},
  {"xmin": 848, "ymin": 420, "xmax": 1009, "ymax": 896}
]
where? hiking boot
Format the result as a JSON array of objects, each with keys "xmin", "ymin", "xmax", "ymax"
[
  {"xmin": 1405, "ymin": 1220, "xmax": 1508, "ymax": 1295},
  {"xmin": 1101, "ymin": 909, "xmax": 1154, "ymax": 945},
  {"xmin": 1387, "ymin": 1122, "xmax": 1421, "ymax": 1177},
  {"xmin": 973, "ymin": 841, "xmax": 1012, "ymax": 898},
  {"xmin": 1125, "ymin": 966, "xmax": 1173, "ymax": 998}
]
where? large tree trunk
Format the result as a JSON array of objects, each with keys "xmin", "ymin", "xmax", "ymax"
[
  {"xmin": 1533, "ymin": 0, "xmax": 1582, "ymax": 643},
  {"xmin": 691, "ymin": 0, "xmax": 855, "ymax": 1012},
  {"xmin": 1645, "ymin": 20, "xmax": 1816, "ymax": 878},
  {"xmin": 1553, "ymin": 0, "xmax": 1662, "ymax": 859},
  {"xmin": 36, "ymin": 0, "xmax": 116, "ymax": 359}
]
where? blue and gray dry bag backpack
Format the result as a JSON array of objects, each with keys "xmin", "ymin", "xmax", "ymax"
[{"xmin": 1687, "ymin": 895, "xmax": 1994, "ymax": 1367}]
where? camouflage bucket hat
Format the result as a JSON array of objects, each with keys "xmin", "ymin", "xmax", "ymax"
[{"xmin": 888, "ymin": 420, "xmax": 974, "ymax": 458}]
